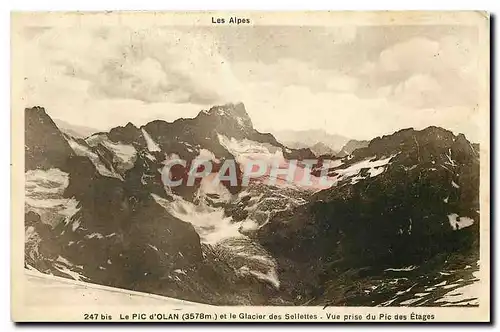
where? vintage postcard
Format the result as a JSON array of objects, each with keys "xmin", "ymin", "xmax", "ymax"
[{"xmin": 11, "ymin": 11, "xmax": 490, "ymax": 322}]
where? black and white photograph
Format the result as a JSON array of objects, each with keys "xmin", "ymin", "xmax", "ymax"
[{"xmin": 10, "ymin": 11, "xmax": 491, "ymax": 322}]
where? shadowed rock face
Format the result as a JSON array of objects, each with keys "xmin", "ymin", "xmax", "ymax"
[
  {"xmin": 258, "ymin": 126, "xmax": 480, "ymax": 304},
  {"xmin": 88, "ymin": 102, "xmax": 315, "ymax": 199},
  {"xmin": 108, "ymin": 122, "xmax": 145, "ymax": 147},
  {"xmin": 138, "ymin": 102, "xmax": 315, "ymax": 162},
  {"xmin": 25, "ymin": 106, "xmax": 75, "ymax": 172},
  {"xmin": 336, "ymin": 139, "xmax": 369, "ymax": 157},
  {"xmin": 24, "ymin": 125, "xmax": 210, "ymax": 302},
  {"xmin": 24, "ymin": 104, "xmax": 481, "ymax": 307},
  {"xmin": 23, "ymin": 104, "xmax": 300, "ymax": 305}
]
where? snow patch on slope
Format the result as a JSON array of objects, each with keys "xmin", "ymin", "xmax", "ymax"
[
  {"xmin": 67, "ymin": 138, "xmax": 123, "ymax": 180},
  {"xmin": 238, "ymin": 266, "xmax": 280, "ymax": 289},
  {"xmin": 447, "ymin": 214, "xmax": 475, "ymax": 230},
  {"xmin": 100, "ymin": 139, "xmax": 137, "ymax": 172},
  {"xmin": 25, "ymin": 168, "xmax": 69, "ymax": 194},
  {"xmin": 196, "ymin": 149, "xmax": 219, "ymax": 162},
  {"xmin": 85, "ymin": 133, "xmax": 107, "ymax": 147},
  {"xmin": 152, "ymin": 193, "xmax": 242, "ymax": 244},
  {"xmin": 217, "ymin": 134, "xmax": 284, "ymax": 164},
  {"xmin": 434, "ymin": 270, "xmax": 480, "ymax": 306},
  {"xmin": 24, "ymin": 269, "xmax": 204, "ymax": 306},
  {"xmin": 25, "ymin": 226, "xmax": 42, "ymax": 261},
  {"xmin": 141, "ymin": 128, "xmax": 161, "ymax": 152},
  {"xmin": 217, "ymin": 134, "xmax": 330, "ymax": 190},
  {"xmin": 150, "ymin": 192, "xmax": 281, "ymax": 289},
  {"xmin": 25, "ymin": 168, "xmax": 80, "ymax": 227},
  {"xmin": 53, "ymin": 264, "xmax": 87, "ymax": 281},
  {"xmin": 196, "ymin": 175, "xmax": 233, "ymax": 204},
  {"xmin": 385, "ymin": 266, "xmax": 418, "ymax": 272},
  {"xmin": 329, "ymin": 155, "xmax": 397, "ymax": 185}
]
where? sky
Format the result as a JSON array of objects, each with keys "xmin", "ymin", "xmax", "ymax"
[{"xmin": 19, "ymin": 23, "xmax": 481, "ymax": 141}]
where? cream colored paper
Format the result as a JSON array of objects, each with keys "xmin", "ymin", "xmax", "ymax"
[{"xmin": 11, "ymin": 11, "xmax": 490, "ymax": 323}]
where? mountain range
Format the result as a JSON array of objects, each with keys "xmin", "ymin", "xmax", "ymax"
[
  {"xmin": 270, "ymin": 129, "xmax": 350, "ymax": 155},
  {"xmin": 51, "ymin": 118, "xmax": 100, "ymax": 139},
  {"xmin": 336, "ymin": 139, "xmax": 370, "ymax": 157},
  {"xmin": 24, "ymin": 103, "xmax": 481, "ymax": 306}
]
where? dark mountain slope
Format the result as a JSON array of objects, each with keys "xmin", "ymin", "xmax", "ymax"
[
  {"xmin": 24, "ymin": 104, "xmax": 481, "ymax": 307},
  {"xmin": 336, "ymin": 139, "xmax": 369, "ymax": 157},
  {"xmin": 258, "ymin": 126, "xmax": 480, "ymax": 305},
  {"xmin": 81, "ymin": 103, "xmax": 314, "ymax": 199},
  {"xmin": 25, "ymin": 107, "xmax": 75, "ymax": 171},
  {"xmin": 24, "ymin": 105, "xmax": 294, "ymax": 305}
]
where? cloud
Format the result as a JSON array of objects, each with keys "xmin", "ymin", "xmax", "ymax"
[
  {"xmin": 24, "ymin": 27, "xmax": 242, "ymax": 105},
  {"xmin": 388, "ymin": 74, "xmax": 443, "ymax": 108},
  {"xmin": 19, "ymin": 25, "xmax": 480, "ymax": 142},
  {"xmin": 244, "ymin": 81, "xmax": 479, "ymax": 142},
  {"xmin": 358, "ymin": 36, "xmax": 478, "ymax": 109},
  {"xmin": 321, "ymin": 26, "xmax": 358, "ymax": 45},
  {"xmin": 231, "ymin": 43, "xmax": 479, "ymax": 141},
  {"xmin": 233, "ymin": 58, "xmax": 359, "ymax": 94}
]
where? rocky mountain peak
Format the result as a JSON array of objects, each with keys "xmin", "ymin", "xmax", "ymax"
[
  {"xmin": 350, "ymin": 126, "xmax": 463, "ymax": 162},
  {"xmin": 337, "ymin": 139, "xmax": 369, "ymax": 157},
  {"xmin": 201, "ymin": 102, "xmax": 253, "ymax": 129},
  {"xmin": 26, "ymin": 105, "xmax": 47, "ymax": 115},
  {"xmin": 107, "ymin": 121, "xmax": 143, "ymax": 145},
  {"xmin": 25, "ymin": 106, "xmax": 75, "ymax": 171},
  {"xmin": 124, "ymin": 122, "xmax": 137, "ymax": 129}
]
